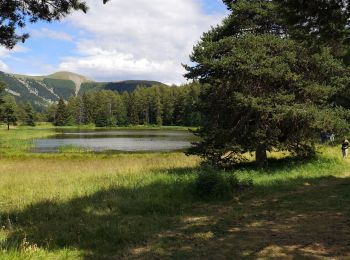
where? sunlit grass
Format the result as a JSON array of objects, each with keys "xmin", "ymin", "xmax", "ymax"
[
  {"xmin": 237, "ymin": 146, "xmax": 346, "ymax": 187},
  {"xmin": 0, "ymin": 152, "xmax": 200, "ymax": 259},
  {"xmin": 0, "ymin": 126, "xmax": 349, "ymax": 259},
  {"xmin": 0, "ymin": 126, "xmax": 54, "ymax": 156}
]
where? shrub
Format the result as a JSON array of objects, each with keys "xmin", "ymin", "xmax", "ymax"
[{"xmin": 195, "ymin": 168, "xmax": 245, "ymax": 200}]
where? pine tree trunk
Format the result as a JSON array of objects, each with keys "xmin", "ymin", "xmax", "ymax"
[
  {"xmin": 256, "ymin": 144, "xmax": 268, "ymax": 168},
  {"xmin": 7, "ymin": 122, "xmax": 10, "ymax": 131}
]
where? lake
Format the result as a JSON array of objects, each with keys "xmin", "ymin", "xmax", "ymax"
[{"xmin": 33, "ymin": 129, "xmax": 195, "ymax": 153}]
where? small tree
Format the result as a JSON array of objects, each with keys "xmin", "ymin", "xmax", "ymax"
[
  {"xmin": 1, "ymin": 95, "xmax": 17, "ymax": 130},
  {"xmin": 150, "ymin": 87, "xmax": 163, "ymax": 126},
  {"xmin": 24, "ymin": 102, "xmax": 35, "ymax": 126},
  {"xmin": 54, "ymin": 97, "xmax": 68, "ymax": 126},
  {"xmin": 0, "ymin": 81, "xmax": 5, "ymax": 105},
  {"xmin": 46, "ymin": 103, "xmax": 57, "ymax": 123}
]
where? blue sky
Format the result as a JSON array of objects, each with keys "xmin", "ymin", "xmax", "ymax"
[{"xmin": 0, "ymin": 0, "xmax": 227, "ymax": 84}]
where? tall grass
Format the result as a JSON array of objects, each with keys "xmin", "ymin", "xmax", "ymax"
[
  {"xmin": 0, "ymin": 153, "xmax": 200, "ymax": 259},
  {"xmin": 0, "ymin": 126, "xmax": 54, "ymax": 156},
  {"xmin": 0, "ymin": 126, "xmax": 348, "ymax": 259},
  {"xmin": 237, "ymin": 146, "xmax": 346, "ymax": 186}
]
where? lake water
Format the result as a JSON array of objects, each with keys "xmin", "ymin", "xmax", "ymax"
[{"xmin": 33, "ymin": 129, "xmax": 194, "ymax": 153}]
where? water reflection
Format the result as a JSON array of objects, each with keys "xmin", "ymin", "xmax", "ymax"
[{"xmin": 33, "ymin": 129, "xmax": 194, "ymax": 153}]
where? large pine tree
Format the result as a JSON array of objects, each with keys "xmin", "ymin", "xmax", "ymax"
[{"xmin": 185, "ymin": 0, "xmax": 350, "ymax": 168}]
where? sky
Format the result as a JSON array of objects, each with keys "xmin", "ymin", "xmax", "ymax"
[{"xmin": 0, "ymin": 0, "xmax": 227, "ymax": 85}]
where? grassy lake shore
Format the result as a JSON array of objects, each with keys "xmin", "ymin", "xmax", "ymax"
[{"xmin": 1, "ymin": 126, "xmax": 350, "ymax": 259}]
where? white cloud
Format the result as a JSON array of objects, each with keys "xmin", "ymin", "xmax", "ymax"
[
  {"xmin": 0, "ymin": 45, "xmax": 28, "ymax": 72},
  {"xmin": 0, "ymin": 45, "xmax": 28, "ymax": 57},
  {"xmin": 30, "ymin": 28, "xmax": 73, "ymax": 42},
  {"xmin": 59, "ymin": 47, "xmax": 185, "ymax": 83},
  {"xmin": 59, "ymin": 0, "xmax": 225, "ymax": 83},
  {"xmin": 0, "ymin": 60, "xmax": 9, "ymax": 71}
]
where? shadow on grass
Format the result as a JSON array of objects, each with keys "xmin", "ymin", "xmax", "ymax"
[
  {"xmin": 2, "ymin": 166, "xmax": 350, "ymax": 259},
  {"xmin": 124, "ymin": 174, "xmax": 350, "ymax": 259},
  {"xmin": 1, "ymin": 179, "xmax": 196, "ymax": 259}
]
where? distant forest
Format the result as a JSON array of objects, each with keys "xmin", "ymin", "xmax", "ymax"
[{"xmin": 48, "ymin": 83, "xmax": 201, "ymax": 127}]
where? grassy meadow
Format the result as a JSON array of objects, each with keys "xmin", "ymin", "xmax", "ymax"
[{"xmin": 1, "ymin": 125, "xmax": 350, "ymax": 259}]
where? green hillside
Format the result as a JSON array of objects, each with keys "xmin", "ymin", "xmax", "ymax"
[
  {"xmin": 0, "ymin": 71, "xmax": 165, "ymax": 109},
  {"xmin": 0, "ymin": 71, "xmax": 81, "ymax": 110},
  {"xmin": 42, "ymin": 78, "xmax": 76, "ymax": 100}
]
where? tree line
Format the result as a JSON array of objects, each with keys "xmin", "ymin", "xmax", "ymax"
[
  {"xmin": 50, "ymin": 83, "xmax": 201, "ymax": 127},
  {"xmin": 0, "ymin": 82, "xmax": 201, "ymax": 129}
]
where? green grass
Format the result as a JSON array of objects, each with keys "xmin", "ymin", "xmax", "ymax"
[
  {"xmin": 0, "ymin": 125, "xmax": 55, "ymax": 156},
  {"xmin": 0, "ymin": 126, "xmax": 350, "ymax": 259}
]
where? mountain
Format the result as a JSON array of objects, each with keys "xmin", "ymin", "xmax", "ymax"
[
  {"xmin": 0, "ymin": 71, "xmax": 164, "ymax": 110},
  {"xmin": 12, "ymin": 71, "xmax": 93, "ymax": 96}
]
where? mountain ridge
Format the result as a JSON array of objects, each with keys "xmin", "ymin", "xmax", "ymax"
[
  {"xmin": 11, "ymin": 71, "xmax": 94, "ymax": 95},
  {"xmin": 0, "ymin": 71, "xmax": 164, "ymax": 110}
]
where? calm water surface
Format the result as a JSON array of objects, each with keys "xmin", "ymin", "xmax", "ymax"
[{"xmin": 33, "ymin": 129, "xmax": 195, "ymax": 153}]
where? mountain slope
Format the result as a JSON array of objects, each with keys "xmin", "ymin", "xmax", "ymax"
[
  {"xmin": 12, "ymin": 71, "xmax": 93, "ymax": 95},
  {"xmin": 45, "ymin": 71, "xmax": 93, "ymax": 95},
  {"xmin": 0, "ymin": 71, "xmax": 165, "ymax": 110},
  {"xmin": 0, "ymin": 71, "xmax": 85, "ymax": 110}
]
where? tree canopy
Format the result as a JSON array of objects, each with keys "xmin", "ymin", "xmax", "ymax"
[
  {"xmin": 186, "ymin": 0, "xmax": 350, "ymax": 168},
  {"xmin": 0, "ymin": 80, "xmax": 5, "ymax": 105},
  {"xmin": 23, "ymin": 102, "xmax": 35, "ymax": 126},
  {"xmin": 0, "ymin": 0, "xmax": 109, "ymax": 48},
  {"xmin": 50, "ymin": 83, "xmax": 201, "ymax": 127},
  {"xmin": 220, "ymin": 0, "xmax": 350, "ymax": 59},
  {"xmin": 54, "ymin": 97, "xmax": 68, "ymax": 126},
  {"xmin": 1, "ymin": 95, "xmax": 18, "ymax": 130}
]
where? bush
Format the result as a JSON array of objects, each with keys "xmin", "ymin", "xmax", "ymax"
[{"xmin": 195, "ymin": 168, "xmax": 245, "ymax": 200}]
